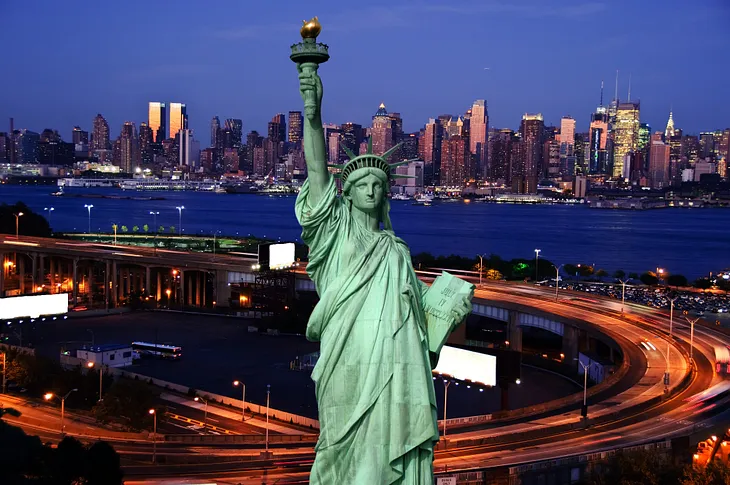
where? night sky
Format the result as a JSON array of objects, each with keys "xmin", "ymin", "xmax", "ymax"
[{"xmin": 1, "ymin": 0, "xmax": 728, "ymax": 146}]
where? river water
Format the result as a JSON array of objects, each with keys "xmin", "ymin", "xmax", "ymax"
[{"xmin": 1, "ymin": 185, "xmax": 728, "ymax": 279}]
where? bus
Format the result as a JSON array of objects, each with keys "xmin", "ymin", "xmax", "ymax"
[{"xmin": 132, "ymin": 342, "xmax": 182, "ymax": 360}]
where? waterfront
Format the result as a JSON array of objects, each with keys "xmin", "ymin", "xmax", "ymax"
[{"xmin": 1, "ymin": 185, "xmax": 729, "ymax": 279}]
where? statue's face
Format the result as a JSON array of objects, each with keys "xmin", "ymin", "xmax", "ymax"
[{"xmin": 348, "ymin": 173, "xmax": 384, "ymax": 214}]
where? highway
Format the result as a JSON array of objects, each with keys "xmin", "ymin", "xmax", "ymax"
[{"xmin": 2, "ymin": 235, "xmax": 728, "ymax": 482}]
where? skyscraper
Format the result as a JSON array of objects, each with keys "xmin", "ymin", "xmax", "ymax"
[
  {"xmin": 589, "ymin": 107, "xmax": 609, "ymax": 174},
  {"xmin": 224, "ymin": 119, "xmax": 243, "ymax": 148},
  {"xmin": 288, "ymin": 111, "xmax": 303, "ymax": 144},
  {"xmin": 119, "ymin": 122, "xmax": 138, "ymax": 173},
  {"xmin": 91, "ymin": 114, "xmax": 109, "ymax": 151},
  {"xmin": 520, "ymin": 114, "xmax": 545, "ymax": 193},
  {"xmin": 371, "ymin": 103, "xmax": 394, "ymax": 159},
  {"xmin": 340, "ymin": 122, "xmax": 363, "ymax": 156},
  {"xmin": 638, "ymin": 123, "xmax": 651, "ymax": 172},
  {"xmin": 469, "ymin": 100, "xmax": 488, "ymax": 180},
  {"xmin": 664, "ymin": 111, "xmax": 675, "ymax": 140},
  {"xmin": 72, "ymin": 126, "xmax": 89, "ymax": 146},
  {"xmin": 487, "ymin": 129, "xmax": 513, "ymax": 183},
  {"xmin": 422, "ymin": 118, "xmax": 443, "ymax": 185},
  {"xmin": 169, "ymin": 103, "xmax": 187, "ymax": 139},
  {"xmin": 148, "ymin": 102, "xmax": 167, "ymax": 143},
  {"xmin": 612, "ymin": 102, "xmax": 640, "ymax": 178},
  {"xmin": 139, "ymin": 122, "xmax": 153, "ymax": 165},
  {"xmin": 268, "ymin": 114, "xmax": 286, "ymax": 143},
  {"xmin": 649, "ymin": 138, "xmax": 670, "ymax": 188},
  {"xmin": 179, "ymin": 129, "xmax": 200, "ymax": 168},
  {"xmin": 15, "ymin": 129, "xmax": 40, "ymax": 164},
  {"xmin": 559, "ymin": 117, "xmax": 576, "ymax": 177},
  {"xmin": 211, "ymin": 116, "xmax": 220, "ymax": 148},
  {"xmin": 440, "ymin": 135, "xmax": 469, "ymax": 186}
]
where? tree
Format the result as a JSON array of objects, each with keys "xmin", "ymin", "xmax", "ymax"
[
  {"xmin": 132, "ymin": 225, "xmax": 139, "ymax": 233},
  {"xmin": 667, "ymin": 274, "xmax": 688, "ymax": 288},
  {"xmin": 681, "ymin": 461, "xmax": 730, "ymax": 484},
  {"xmin": 93, "ymin": 378, "xmax": 159, "ymax": 430},
  {"xmin": 640, "ymin": 272, "xmax": 659, "ymax": 286},
  {"xmin": 694, "ymin": 278, "xmax": 713, "ymax": 290},
  {"xmin": 86, "ymin": 441, "xmax": 124, "ymax": 485},
  {"xmin": 613, "ymin": 269, "xmax": 626, "ymax": 279},
  {"xmin": 629, "ymin": 272, "xmax": 639, "ymax": 279},
  {"xmin": 158, "ymin": 225, "xmax": 165, "ymax": 233},
  {"xmin": 54, "ymin": 436, "xmax": 87, "ymax": 485},
  {"xmin": 121, "ymin": 225, "xmax": 128, "ymax": 233},
  {"xmin": 565, "ymin": 264, "xmax": 594, "ymax": 277},
  {"xmin": 485, "ymin": 269, "xmax": 503, "ymax": 280},
  {"xmin": 0, "ymin": 202, "xmax": 52, "ymax": 237},
  {"xmin": 143, "ymin": 224, "xmax": 149, "ymax": 233},
  {"xmin": 595, "ymin": 269, "xmax": 609, "ymax": 277},
  {"xmin": 582, "ymin": 448, "xmax": 683, "ymax": 485}
]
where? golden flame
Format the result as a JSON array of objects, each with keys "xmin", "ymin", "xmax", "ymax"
[{"xmin": 300, "ymin": 16, "xmax": 321, "ymax": 39}]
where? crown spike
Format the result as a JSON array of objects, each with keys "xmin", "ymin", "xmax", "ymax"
[
  {"xmin": 381, "ymin": 142, "xmax": 402, "ymax": 161},
  {"xmin": 340, "ymin": 143, "xmax": 357, "ymax": 160}
]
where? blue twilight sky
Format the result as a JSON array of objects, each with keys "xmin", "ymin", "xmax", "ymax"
[{"xmin": 1, "ymin": 0, "xmax": 729, "ymax": 146}]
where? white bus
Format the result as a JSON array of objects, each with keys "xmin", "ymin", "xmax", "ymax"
[{"xmin": 131, "ymin": 342, "xmax": 182, "ymax": 360}]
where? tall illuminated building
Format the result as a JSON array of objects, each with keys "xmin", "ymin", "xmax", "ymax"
[
  {"xmin": 371, "ymin": 103, "xmax": 394, "ymax": 159},
  {"xmin": 91, "ymin": 114, "xmax": 109, "ymax": 151},
  {"xmin": 224, "ymin": 119, "xmax": 243, "ymax": 148},
  {"xmin": 422, "ymin": 118, "xmax": 443, "ymax": 185},
  {"xmin": 488, "ymin": 129, "xmax": 513, "ymax": 183},
  {"xmin": 638, "ymin": 123, "xmax": 651, "ymax": 172},
  {"xmin": 469, "ymin": 100, "xmax": 488, "ymax": 180},
  {"xmin": 119, "ymin": 122, "xmax": 138, "ymax": 173},
  {"xmin": 288, "ymin": 111, "xmax": 303, "ymax": 144},
  {"xmin": 169, "ymin": 103, "xmax": 187, "ymax": 139},
  {"xmin": 520, "ymin": 113, "xmax": 544, "ymax": 193},
  {"xmin": 664, "ymin": 111, "xmax": 675, "ymax": 140},
  {"xmin": 340, "ymin": 122, "xmax": 362, "ymax": 156},
  {"xmin": 559, "ymin": 117, "xmax": 576, "ymax": 177},
  {"xmin": 612, "ymin": 102, "xmax": 640, "ymax": 178},
  {"xmin": 210, "ymin": 116, "xmax": 220, "ymax": 148},
  {"xmin": 139, "ymin": 122, "xmax": 153, "ymax": 165},
  {"xmin": 649, "ymin": 138, "xmax": 670, "ymax": 188},
  {"xmin": 440, "ymin": 135, "xmax": 469, "ymax": 186},
  {"xmin": 148, "ymin": 102, "xmax": 167, "ymax": 143}
]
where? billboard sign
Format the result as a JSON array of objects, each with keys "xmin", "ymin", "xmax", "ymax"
[
  {"xmin": 433, "ymin": 345, "xmax": 497, "ymax": 387},
  {"xmin": 0, "ymin": 293, "xmax": 68, "ymax": 320}
]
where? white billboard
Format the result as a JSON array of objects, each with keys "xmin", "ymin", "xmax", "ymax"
[
  {"xmin": 269, "ymin": 243, "xmax": 295, "ymax": 270},
  {"xmin": 0, "ymin": 293, "xmax": 68, "ymax": 320},
  {"xmin": 433, "ymin": 345, "xmax": 497, "ymax": 387}
]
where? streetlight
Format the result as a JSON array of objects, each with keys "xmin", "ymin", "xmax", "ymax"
[
  {"xmin": 194, "ymin": 396, "xmax": 208, "ymax": 423},
  {"xmin": 83, "ymin": 205, "xmax": 93, "ymax": 234},
  {"xmin": 233, "ymin": 380, "xmax": 246, "ymax": 421},
  {"xmin": 554, "ymin": 264, "xmax": 565, "ymax": 301},
  {"xmin": 534, "ymin": 249, "xmax": 541, "ymax": 283},
  {"xmin": 13, "ymin": 212, "xmax": 23, "ymax": 239},
  {"xmin": 442, "ymin": 379, "xmax": 452, "ymax": 439},
  {"xmin": 213, "ymin": 230, "xmax": 221, "ymax": 258},
  {"xmin": 176, "ymin": 206, "xmax": 185, "ymax": 234},
  {"xmin": 618, "ymin": 279, "xmax": 630, "ymax": 314},
  {"xmin": 477, "ymin": 253, "xmax": 488, "ymax": 287},
  {"xmin": 149, "ymin": 408, "xmax": 157, "ymax": 464},
  {"xmin": 575, "ymin": 360, "xmax": 592, "ymax": 418},
  {"xmin": 265, "ymin": 384, "xmax": 271, "ymax": 453},
  {"xmin": 149, "ymin": 211, "xmax": 159, "ymax": 233},
  {"xmin": 86, "ymin": 359, "xmax": 103, "ymax": 401},
  {"xmin": 44, "ymin": 207, "xmax": 54, "ymax": 226},
  {"xmin": 44, "ymin": 389, "xmax": 78, "ymax": 435},
  {"xmin": 112, "ymin": 224, "xmax": 118, "ymax": 246},
  {"xmin": 685, "ymin": 315, "xmax": 700, "ymax": 366}
]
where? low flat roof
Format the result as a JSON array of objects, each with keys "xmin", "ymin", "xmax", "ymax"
[{"xmin": 81, "ymin": 344, "xmax": 132, "ymax": 352}]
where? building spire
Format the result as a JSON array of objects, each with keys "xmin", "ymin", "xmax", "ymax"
[
  {"xmin": 600, "ymin": 80, "xmax": 604, "ymax": 106},
  {"xmin": 627, "ymin": 73, "xmax": 632, "ymax": 102},
  {"xmin": 614, "ymin": 69, "xmax": 619, "ymax": 102},
  {"xmin": 665, "ymin": 109, "xmax": 675, "ymax": 140}
]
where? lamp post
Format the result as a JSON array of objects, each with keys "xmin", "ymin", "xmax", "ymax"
[
  {"xmin": 442, "ymin": 379, "xmax": 452, "ymax": 438},
  {"xmin": 112, "ymin": 224, "xmax": 118, "ymax": 246},
  {"xmin": 576, "ymin": 361, "xmax": 592, "ymax": 418},
  {"xmin": 265, "ymin": 384, "xmax": 271, "ymax": 453},
  {"xmin": 664, "ymin": 297, "xmax": 678, "ymax": 389},
  {"xmin": 233, "ymin": 380, "xmax": 246, "ymax": 421},
  {"xmin": 14, "ymin": 212, "xmax": 23, "ymax": 238},
  {"xmin": 212, "ymin": 230, "xmax": 221, "ymax": 258},
  {"xmin": 619, "ymin": 279, "xmax": 630, "ymax": 314},
  {"xmin": 44, "ymin": 389, "xmax": 78, "ymax": 435},
  {"xmin": 685, "ymin": 315, "xmax": 700, "ymax": 366},
  {"xmin": 44, "ymin": 207, "xmax": 54, "ymax": 226},
  {"xmin": 86, "ymin": 361, "xmax": 103, "ymax": 401},
  {"xmin": 1, "ymin": 352, "xmax": 6, "ymax": 394},
  {"xmin": 477, "ymin": 253, "xmax": 487, "ymax": 287},
  {"xmin": 176, "ymin": 206, "xmax": 185, "ymax": 234},
  {"xmin": 194, "ymin": 396, "xmax": 208, "ymax": 423},
  {"xmin": 148, "ymin": 408, "xmax": 157, "ymax": 464},
  {"xmin": 83, "ymin": 205, "xmax": 93, "ymax": 234},
  {"xmin": 554, "ymin": 264, "xmax": 564, "ymax": 301},
  {"xmin": 534, "ymin": 249, "xmax": 541, "ymax": 283}
]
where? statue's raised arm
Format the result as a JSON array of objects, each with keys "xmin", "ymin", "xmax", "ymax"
[{"xmin": 297, "ymin": 65, "xmax": 329, "ymax": 206}]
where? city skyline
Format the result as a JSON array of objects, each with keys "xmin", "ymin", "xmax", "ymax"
[{"xmin": 1, "ymin": 1, "xmax": 729, "ymax": 142}]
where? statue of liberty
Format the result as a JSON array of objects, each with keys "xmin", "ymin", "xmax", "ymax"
[{"xmin": 293, "ymin": 18, "xmax": 473, "ymax": 484}]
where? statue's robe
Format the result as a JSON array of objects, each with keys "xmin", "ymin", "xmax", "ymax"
[{"xmin": 296, "ymin": 176, "xmax": 438, "ymax": 484}]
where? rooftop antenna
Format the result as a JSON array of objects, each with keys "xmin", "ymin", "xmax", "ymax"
[
  {"xmin": 614, "ymin": 70, "xmax": 619, "ymax": 103},
  {"xmin": 600, "ymin": 80, "xmax": 604, "ymax": 106},
  {"xmin": 627, "ymin": 73, "xmax": 632, "ymax": 102}
]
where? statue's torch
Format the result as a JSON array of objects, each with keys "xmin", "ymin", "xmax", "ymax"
[{"xmin": 290, "ymin": 17, "xmax": 330, "ymax": 120}]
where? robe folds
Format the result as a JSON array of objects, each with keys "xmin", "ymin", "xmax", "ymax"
[{"xmin": 295, "ymin": 177, "xmax": 439, "ymax": 485}]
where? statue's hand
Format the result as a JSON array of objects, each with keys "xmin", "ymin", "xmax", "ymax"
[
  {"xmin": 450, "ymin": 291, "xmax": 474, "ymax": 326},
  {"xmin": 297, "ymin": 63, "xmax": 323, "ymax": 118}
]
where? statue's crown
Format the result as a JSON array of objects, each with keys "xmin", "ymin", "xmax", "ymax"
[{"xmin": 329, "ymin": 139, "xmax": 415, "ymax": 185}]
